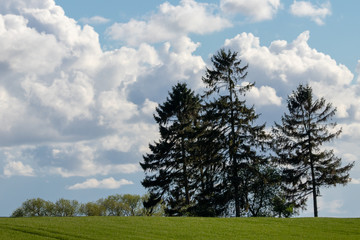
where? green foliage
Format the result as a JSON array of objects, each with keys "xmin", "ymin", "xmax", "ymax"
[
  {"xmin": 79, "ymin": 202, "xmax": 106, "ymax": 216},
  {"xmin": 1, "ymin": 217, "xmax": 359, "ymax": 240},
  {"xmin": 11, "ymin": 198, "xmax": 55, "ymax": 217},
  {"xmin": 272, "ymin": 195, "xmax": 295, "ymax": 218},
  {"xmin": 11, "ymin": 194, "xmax": 155, "ymax": 218},
  {"xmin": 55, "ymin": 199, "xmax": 80, "ymax": 217},
  {"xmin": 97, "ymin": 194, "xmax": 143, "ymax": 216}
]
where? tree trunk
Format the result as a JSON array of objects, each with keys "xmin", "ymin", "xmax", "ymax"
[
  {"xmin": 308, "ymin": 120, "xmax": 318, "ymax": 218},
  {"xmin": 310, "ymin": 161, "xmax": 318, "ymax": 217},
  {"xmin": 229, "ymin": 75, "xmax": 240, "ymax": 217},
  {"xmin": 182, "ymin": 137, "xmax": 190, "ymax": 205}
]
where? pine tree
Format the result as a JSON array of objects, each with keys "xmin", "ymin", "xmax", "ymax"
[
  {"xmin": 202, "ymin": 49, "xmax": 268, "ymax": 217},
  {"xmin": 140, "ymin": 83, "xmax": 201, "ymax": 216},
  {"xmin": 272, "ymin": 84, "xmax": 354, "ymax": 217}
]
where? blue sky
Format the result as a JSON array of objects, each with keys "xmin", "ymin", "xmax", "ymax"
[{"xmin": 0, "ymin": 0, "xmax": 359, "ymax": 217}]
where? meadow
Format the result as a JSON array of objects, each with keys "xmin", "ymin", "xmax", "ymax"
[{"xmin": 0, "ymin": 217, "xmax": 359, "ymax": 239}]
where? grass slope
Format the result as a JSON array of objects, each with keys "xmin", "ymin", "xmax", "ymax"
[{"xmin": 0, "ymin": 217, "xmax": 359, "ymax": 240}]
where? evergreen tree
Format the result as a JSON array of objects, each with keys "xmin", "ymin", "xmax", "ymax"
[
  {"xmin": 202, "ymin": 49, "xmax": 268, "ymax": 217},
  {"xmin": 272, "ymin": 84, "xmax": 354, "ymax": 217},
  {"xmin": 140, "ymin": 83, "xmax": 201, "ymax": 216},
  {"xmin": 187, "ymin": 113, "xmax": 226, "ymax": 216}
]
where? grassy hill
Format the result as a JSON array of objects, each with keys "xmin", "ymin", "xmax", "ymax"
[{"xmin": 0, "ymin": 216, "xmax": 359, "ymax": 239}]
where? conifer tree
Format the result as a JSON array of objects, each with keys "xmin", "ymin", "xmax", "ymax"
[
  {"xmin": 202, "ymin": 49, "xmax": 268, "ymax": 217},
  {"xmin": 272, "ymin": 84, "xmax": 354, "ymax": 217},
  {"xmin": 140, "ymin": 83, "xmax": 201, "ymax": 216}
]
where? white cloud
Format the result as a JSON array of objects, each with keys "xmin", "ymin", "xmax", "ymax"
[
  {"xmin": 0, "ymin": 87, "xmax": 26, "ymax": 132},
  {"xmin": 350, "ymin": 178, "xmax": 360, "ymax": 184},
  {"xmin": 79, "ymin": 16, "xmax": 110, "ymax": 25},
  {"xmin": 107, "ymin": 0, "xmax": 231, "ymax": 46},
  {"xmin": 101, "ymin": 135, "xmax": 135, "ymax": 152},
  {"xmin": 221, "ymin": 0, "xmax": 281, "ymax": 22},
  {"xmin": 68, "ymin": 177, "xmax": 133, "ymax": 190},
  {"xmin": 141, "ymin": 99, "xmax": 158, "ymax": 116},
  {"xmin": 224, "ymin": 31, "xmax": 355, "ymax": 115},
  {"xmin": 290, "ymin": 1, "xmax": 331, "ymax": 25},
  {"xmin": 96, "ymin": 43, "xmax": 161, "ymax": 91},
  {"xmin": 247, "ymin": 85, "xmax": 282, "ymax": 106},
  {"xmin": 224, "ymin": 32, "xmax": 360, "ymax": 197},
  {"xmin": 45, "ymin": 143, "xmax": 141, "ymax": 178},
  {"xmin": 339, "ymin": 123, "xmax": 360, "ymax": 139},
  {"xmin": 0, "ymin": 14, "xmax": 67, "ymax": 75},
  {"xmin": 22, "ymin": 72, "xmax": 94, "ymax": 121},
  {"xmin": 97, "ymin": 90, "xmax": 139, "ymax": 129},
  {"xmin": 0, "ymin": 0, "xmax": 206, "ymax": 180},
  {"xmin": 3, "ymin": 160, "xmax": 35, "ymax": 177}
]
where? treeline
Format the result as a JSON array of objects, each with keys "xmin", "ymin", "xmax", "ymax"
[
  {"xmin": 140, "ymin": 49, "xmax": 353, "ymax": 218},
  {"xmin": 11, "ymin": 194, "xmax": 164, "ymax": 217}
]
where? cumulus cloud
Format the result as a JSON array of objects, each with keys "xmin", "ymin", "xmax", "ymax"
[
  {"xmin": 246, "ymin": 85, "xmax": 282, "ymax": 106},
  {"xmin": 0, "ymin": 0, "xmax": 204, "ymax": 180},
  {"xmin": 0, "ymin": 87, "xmax": 26, "ymax": 132},
  {"xmin": 68, "ymin": 177, "xmax": 133, "ymax": 190},
  {"xmin": 22, "ymin": 72, "xmax": 95, "ymax": 121},
  {"xmin": 3, "ymin": 161, "xmax": 35, "ymax": 177},
  {"xmin": 107, "ymin": 0, "xmax": 231, "ymax": 46},
  {"xmin": 220, "ymin": 0, "xmax": 281, "ymax": 22},
  {"xmin": 290, "ymin": 1, "xmax": 331, "ymax": 25},
  {"xmin": 79, "ymin": 16, "xmax": 110, "ymax": 25},
  {"xmin": 224, "ymin": 31, "xmax": 355, "ymax": 117},
  {"xmin": 44, "ymin": 143, "xmax": 141, "ymax": 178},
  {"xmin": 0, "ymin": 14, "xmax": 67, "ymax": 75},
  {"xmin": 350, "ymin": 178, "xmax": 360, "ymax": 184},
  {"xmin": 223, "ymin": 31, "xmax": 360, "ymax": 189}
]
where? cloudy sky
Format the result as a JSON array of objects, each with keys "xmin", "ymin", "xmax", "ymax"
[{"xmin": 0, "ymin": 0, "xmax": 359, "ymax": 217}]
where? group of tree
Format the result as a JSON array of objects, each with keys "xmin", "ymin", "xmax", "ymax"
[
  {"xmin": 11, "ymin": 194, "xmax": 164, "ymax": 217},
  {"xmin": 140, "ymin": 49, "xmax": 354, "ymax": 218}
]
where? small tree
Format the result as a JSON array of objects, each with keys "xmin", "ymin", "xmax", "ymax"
[
  {"xmin": 121, "ymin": 194, "xmax": 142, "ymax": 216},
  {"xmin": 79, "ymin": 202, "xmax": 105, "ymax": 216},
  {"xmin": 55, "ymin": 199, "xmax": 79, "ymax": 217},
  {"xmin": 11, "ymin": 207, "xmax": 25, "ymax": 218},
  {"xmin": 272, "ymin": 195, "xmax": 295, "ymax": 218},
  {"xmin": 21, "ymin": 198, "xmax": 48, "ymax": 217},
  {"xmin": 99, "ymin": 195, "xmax": 124, "ymax": 216},
  {"xmin": 272, "ymin": 84, "xmax": 354, "ymax": 217}
]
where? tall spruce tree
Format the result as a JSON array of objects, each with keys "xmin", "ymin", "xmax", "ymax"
[
  {"xmin": 140, "ymin": 83, "xmax": 201, "ymax": 216},
  {"xmin": 202, "ymin": 49, "xmax": 268, "ymax": 217},
  {"xmin": 272, "ymin": 84, "xmax": 354, "ymax": 217}
]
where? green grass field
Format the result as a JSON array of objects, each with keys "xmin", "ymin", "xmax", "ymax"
[{"xmin": 0, "ymin": 217, "xmax": 359, "ymax": 240}]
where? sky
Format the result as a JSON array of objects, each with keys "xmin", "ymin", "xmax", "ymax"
[{"xmin": 0, "ymin": 0, "xmax": 359, "ymax": 217}]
